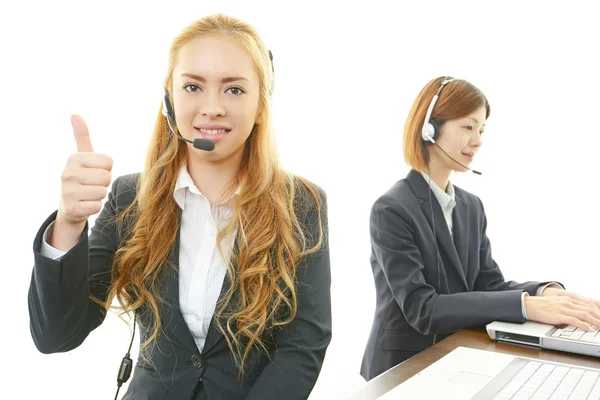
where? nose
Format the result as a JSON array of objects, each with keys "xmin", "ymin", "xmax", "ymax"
[
  {"xmin": 200, "ymin": 91, "xmax": 226, "ymax": 118},
  {"xmin": 471, "ymin": 130, "xmax": 483, "ymax": 147}
]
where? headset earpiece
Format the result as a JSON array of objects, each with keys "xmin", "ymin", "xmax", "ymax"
[
  {"xmin": 422, "ymin": 118, "xmax": 443, "ymax": 143},
  {"xmin": 162, "ymin": 90, "xmax": 174, "ymax": 122},
  {"xmin": 422, "ymin": 78, "xmax": 455, "ymax": 144}
]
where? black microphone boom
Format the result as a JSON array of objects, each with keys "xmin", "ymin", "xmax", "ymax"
[
  {"xmin": 434, "ymin": 142, "xmax": 482, "ymax": 175},
  {"xmin": 167, "ymin": 122, "xmax": 216, "ymax": 152}
]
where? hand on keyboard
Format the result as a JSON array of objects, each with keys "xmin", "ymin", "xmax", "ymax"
[
  {"xmin": 524, "ymin": 295, "xmax": 600, "ymax": 332},
  {"xmin": 542, "ymin": 287, "xmax": 600, "ymax": 313}
]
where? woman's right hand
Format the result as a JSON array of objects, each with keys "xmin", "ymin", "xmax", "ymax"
[
  {"xmin": 52, "ymin": 115, "xmax": 113, "ymax": 251},
  {"xmin": 524, "ymin": 294, "xmax": 600, "ymax": 332}
]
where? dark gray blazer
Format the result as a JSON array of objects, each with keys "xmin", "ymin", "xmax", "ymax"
[
  {"xmin": 360, "ymin": 170, "xmax": 549, "ymax": 381},
  {"xmin": 28, "ymin": 173, "xmax": 331, "ymax": 400}
]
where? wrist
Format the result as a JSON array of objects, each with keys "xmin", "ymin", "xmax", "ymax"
[
  {"xmin": 52, "ymin": 214, "xmax": 87, "ymax": 251},
  {"xmin": 542, "ymin": 287, "xmax": 564, "ymax": 297},
  {"xmin": 523, "ymin": 291, "xmax": 531, "ymax": 305}
]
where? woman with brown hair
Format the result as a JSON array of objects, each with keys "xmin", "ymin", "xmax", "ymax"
[
  {"xmin": 360, "ymin": 76, "xmax": 600, "ymax": 381},
  {"xmin": 28, "ymin": 14, "xmax": 331, "ymax": 400}
]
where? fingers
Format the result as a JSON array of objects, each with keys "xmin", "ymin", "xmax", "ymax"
[
  {"xmin": 71, "ymin": 114, "xmax": 94, "ymax": 153},
  {"xmin": 563, "ymin": 291, "xmax": 600, "ymax": 310},
  {"xmin": 78, "ymin": 154, "xmax": 113, "ymax": 171},
  {"xmin": 563, "ymin": 297, "xmax": 600, "ymax": 331},
  {"xmin": 565, "ymin": 298, "xmax": 600, "ymax": 321},
  {"xmin": 529, "ymin": 296, "xmax": 600, "ymax": 332},
  {"xmin": 61, "ymin": 199, "xmax": 103, "ymax": 221},
  {"xmin": 61, "ymin": 184, "xmax": 108, "ymax": 204},
  {"xmin": 62, "ymin": 166, "xmax": 111, "ymax": 187},
  {"xmin": 67, "ymin": 153, "xmax": 113, "ymax": 171},
  {"xmin": 77, "ymin": 185, "xmax": 108, "ymax": 201},
  {"xmin": 78, "ymin": 200, "xmax": 103, "ymax": 216},
  {"xmin": 564, "ymin": 317, "xmax": 594, "ymax": 332},
  {"xmin": 577, "ymin": 295, "xmax": 600, "ymax": 311},
  {"xmin": 63, "ymin": 200, "xmax": 103, "ymax": 220},
  {"xmin": 565, "ymin": 311, "xmax": 600, "ymax": 332}
]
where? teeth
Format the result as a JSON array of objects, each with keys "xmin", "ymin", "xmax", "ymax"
[{"xmin": 199, "ymin": 128, "xmax": 227, "ymax": 135}]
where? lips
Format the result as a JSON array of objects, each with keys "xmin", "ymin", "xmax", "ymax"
[{"xmin": 194, "ymin": 124, "xmax": 232, "ymax": 142}]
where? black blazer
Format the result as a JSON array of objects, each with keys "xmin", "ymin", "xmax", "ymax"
[
  {"xmin": 28, "ymin": 173, "xmax": 332, "ymax": 400},
  {"xmin": 360, "ymin": 170, "xmax": 549, "ymax": 381}
]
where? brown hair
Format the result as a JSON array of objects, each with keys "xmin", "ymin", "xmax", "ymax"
[{"xmin": 403, "ymin": 76, "xmax": 491, "ymax": 171}]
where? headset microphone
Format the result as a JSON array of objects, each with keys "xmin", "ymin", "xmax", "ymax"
[
  {"xmin": 431, "ymin": 140, "xmax": 482, "ymax": 175},
  {"xmin": 162, "ymin": 90, "xmax": 216, "ymax": 152}
]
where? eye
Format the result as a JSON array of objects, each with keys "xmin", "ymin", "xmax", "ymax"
[
  {"xmin": 479, "ymin": 130, "xmax": 485, "ymax": 135},
  {"xmin": 226, "ymin": 86, "xmax": 245, "ymax": 96},
  {"xmin": 183, "ymin": 84, "xmax": 201, "ymax": 93},
  {"xmin": 464, "ymin": 125, "xmax": 473, "ymax": 131}
]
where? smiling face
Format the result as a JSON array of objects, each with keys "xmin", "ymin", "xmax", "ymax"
[
  {"xmin": 170, "ymin": 33, "xmax": 262, "ymax": 165},
  {"xmin": 430, "ymin": 106, "xmax": 486, "ymax": 173}
]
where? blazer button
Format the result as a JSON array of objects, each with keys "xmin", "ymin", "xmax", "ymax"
[{"xmin": 192, "ymin": 355, "xmax": 204, "ymax": 369}]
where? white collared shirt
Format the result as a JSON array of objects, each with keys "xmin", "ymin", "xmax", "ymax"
[
  {"xmin": 41, "ymin": 165, "xmax": 238, "ymax": 352},
  {"xmin": 420, "ymin": 171, "xmax": 456, "ymax": 235}
]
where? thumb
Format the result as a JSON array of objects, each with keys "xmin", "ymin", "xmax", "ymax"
[{"xmin": 71, "ymin": 114, "xmax": 94, "ymax": 152}]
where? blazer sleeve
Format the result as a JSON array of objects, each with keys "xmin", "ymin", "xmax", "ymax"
[
  {"xmin": 245, "ymin": 190, "xmax": 332, "ymax": 400},
  {"xmin": 473, "ymin": 196, "xmax": 549, "ymax": 295},
  {"xmin": 371, "ymin": 194, "xmax": 530, "ymax": 336},
  {"xmin": 28, "ymin": 177, "xmax": 123, "ymax": 354}
]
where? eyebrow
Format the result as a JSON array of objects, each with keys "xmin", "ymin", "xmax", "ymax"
[
  {"xmin": 468, "ymin": 117, "xmax": 485, "ymax": 126},
  {"xmin": 181, "ymin": 73, "xmax": 249, "ymax": 84}
]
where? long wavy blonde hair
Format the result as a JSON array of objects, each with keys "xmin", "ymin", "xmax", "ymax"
[{"xmin": 94, "ymin": 14, "xmax": 324, "ymax": 375}]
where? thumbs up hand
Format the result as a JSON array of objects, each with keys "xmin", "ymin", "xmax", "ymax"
[{"xmin": 53, "ymin": 115, "xmax": 113, "ymax": 248}]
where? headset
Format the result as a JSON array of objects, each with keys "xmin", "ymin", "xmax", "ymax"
[{"xmin": 421, "ymin": 78, "xmax": 455, "ymax": 144}]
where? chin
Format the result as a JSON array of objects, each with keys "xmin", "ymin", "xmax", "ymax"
[{"xmin": 451, "ymin": 166, "xmax": 469, "ymax": 174}]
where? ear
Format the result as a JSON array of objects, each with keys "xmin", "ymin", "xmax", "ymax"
[{"xmin": 254, "ymin": 105, "xmax": 264, "ymax": 126}]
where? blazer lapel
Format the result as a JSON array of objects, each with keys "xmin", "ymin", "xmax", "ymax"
[
  {"xmin": 201, "ymin": 271, "xmax": 232, "ymax": 355},
  {"xmin": 452, "ymin": 191, "xmax": 474, "ymax": 287},
  {"xmin": 408, "ymin": 170, "xmax": 469, "ymax": 290},
  {"xmin": 161, "ymin": 211, "xmax": 200, "ymax": 355},
  {"xmin": 201, "ymin": 239, "xmax": 239, "ymax": 355}
]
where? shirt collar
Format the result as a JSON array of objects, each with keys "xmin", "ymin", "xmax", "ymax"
[
  {"xmin": 420, "ymin": 171, "xmax": 456, "ymax": 211},
  {"xmin": 173, "ymin": 165, "xmax": 241, "ymax": 211}
]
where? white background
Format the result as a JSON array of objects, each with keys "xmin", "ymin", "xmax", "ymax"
[{"xmin": 1, "ymin": 0, "xmax": 600, "ymax": 398}]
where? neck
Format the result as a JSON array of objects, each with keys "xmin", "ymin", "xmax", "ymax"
[
  {"xmin": 186, "ymin": 148, "xmax": 243, "ymax": 206},
  {"xmin": 424, "ymin": 156, "xmax": 452, "ymax": 191}
]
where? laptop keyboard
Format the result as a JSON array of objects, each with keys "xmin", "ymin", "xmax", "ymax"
[
  {"xmin": 493, "ymin": 361, "xmax": 600, "ymax": 400},
  {"xmin": 552, "ymin": 325, "xmax": 600, "ymax": 343}
]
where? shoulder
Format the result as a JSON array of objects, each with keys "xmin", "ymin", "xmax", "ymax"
[
  {"xmin": 453, "ymin": 185, "xmax": 485, "ymax": 215},
  {"xmin": 379, "ymin": 179, "xmax": 414, "ymax": 201},
  {"xmin": 292, "ymin": 176, "xmax": 327, "ymax": 216},
  {"xmin": 371, "ymin": 179, "xmax": 415, "ymax": 218},
  {"xmin": 289, "ymin": 176, "xmax": 328, "ymax": 250}
]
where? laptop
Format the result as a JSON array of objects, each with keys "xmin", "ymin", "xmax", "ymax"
[
  {"xmin": 486, "ymin": 321, "xmax": 600, "ymax": 358},
  {"xmin": 377, "ymin": 346, "xmax": 600, "ymax": 399}
]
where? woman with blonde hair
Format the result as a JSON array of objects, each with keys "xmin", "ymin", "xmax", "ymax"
[{"xmin": 28, "ymin": 14, "xmax": 331, "ymax": 400}]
